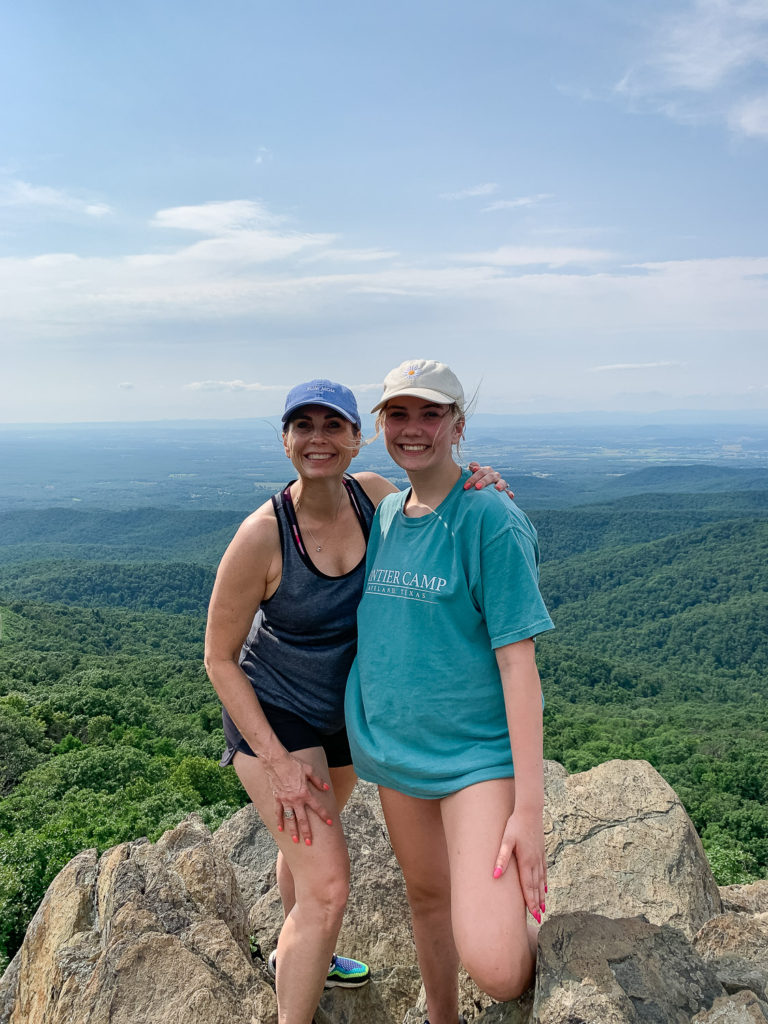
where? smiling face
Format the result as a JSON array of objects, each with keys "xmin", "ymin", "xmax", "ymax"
[
  {"xmin": 382, "ymin": 395, "xmax": 464, "ymax": 473},
  {"xmin": 282, "ymin": 404, "xmax": 361, "ymax": 479}
]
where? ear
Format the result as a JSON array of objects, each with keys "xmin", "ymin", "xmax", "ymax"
[
  {"xmin": 453, "ymin": 418, "xmax": 466, "ymax": 442},
  {"xmin": 282, "ymin": 431, "xmax": 292, "ymax": 459},
  {"xmin": 349, "ymin": 430, "xmax": 362, "ymax": 459}
]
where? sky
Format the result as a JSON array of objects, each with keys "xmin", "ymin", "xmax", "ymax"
[{"xmin": 1, "ymin": 0, "xmax": 767, "ymax": 423}]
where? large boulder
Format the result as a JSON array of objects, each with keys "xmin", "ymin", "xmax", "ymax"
[{"xmin": 544, "ymin": 759, "xmax": 722, "ymax": 938}]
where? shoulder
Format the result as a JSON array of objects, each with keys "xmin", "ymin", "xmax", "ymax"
[
  {"xmin": 457, "ymin": 486, "xmax": 538, "ymax": 546},
  {"xmin": 351, "ymin": 471, "xmax": 399, "ymax": 507},
  {"xmin": 221, "ymin": 497, "xmax": 280, "ymax": 567}
]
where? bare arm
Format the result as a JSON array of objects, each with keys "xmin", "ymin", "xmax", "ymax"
[
  {"xmin": 204, "ymin": 506, "xmax": 331, "ymax": 842},
  {"xmin": 492, "ymin": 638, "xmax": 546, "ymax": 922}
]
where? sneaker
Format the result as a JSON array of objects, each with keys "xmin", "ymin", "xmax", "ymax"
[
  {"xmin": 324, "ymin": 953, "xmax": 371, "ymax": 988},
  {"xmin": 267, "ymin": 949, "xmax": 371, "ymax": 989}
]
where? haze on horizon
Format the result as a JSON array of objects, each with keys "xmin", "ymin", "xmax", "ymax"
[{"xmin": 1, "ymin": 0, "xmax": 767, "ymax": 424}]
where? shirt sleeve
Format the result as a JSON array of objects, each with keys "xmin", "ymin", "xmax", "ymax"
[{"xmin": 470, "ymin": 514, "xmax": 555, "ymax": 648}]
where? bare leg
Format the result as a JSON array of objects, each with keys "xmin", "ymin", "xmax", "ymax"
[
  {"xmin": 276, "ymin": 763, "xmax": 357, "ymax": 918},
  {"xmin": 378, "ymin": 786, "xmax": 459, "ymax": 1024},
  {"xmin": 235, "ymin": 749, "xmax": 350, "ymax": 1024},
  {"xmin": 441, "ymin": 779, "xmax": 536, "ymax": 1001}
]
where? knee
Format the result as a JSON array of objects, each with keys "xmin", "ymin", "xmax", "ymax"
[
  {"xmin": 404, "ymin": 875, "xmax": 450, "ymax": 921},
  {"xmin": 462, "ymin": 949, "xmax": 534, "ymax": 1002},
  {"xmin": 298, "ymin": 870, "xmax": 350, "ymax": 930}
]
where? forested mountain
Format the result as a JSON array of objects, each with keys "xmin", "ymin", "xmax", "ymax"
[{"xmin": 1, "ymin": 472, "xmax": 767, "ymax": 973}]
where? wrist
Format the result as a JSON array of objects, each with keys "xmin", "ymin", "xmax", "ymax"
[{"xmin": 257, "ymin": 736, "xmax": 290, "ymax": 768}]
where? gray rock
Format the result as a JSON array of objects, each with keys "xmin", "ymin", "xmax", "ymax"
[
  {"xmin": 211, "ymin": 802, "xmax": 277, "ymax": 907},
  {"xmin": 690, "ymin": 989, "xmax": 768, "ymax": 1022},
  {"xmin": 720, "ymin": 882, "xmax": 768, "ymax": 916},
  {"xmin": 544, "ymin": 759, "xmax": 722, "ymax": 939},
  {"xmin": 534, "ymin": 912, "xmax": 725, "ymax": 1024},
  {"xmin": 693, "ymin": 913, "xmax": 768, "ymax": 1001},
  {"xmin": 1, "ymin": 815, "xmax": 275, "ymax": 1024}
]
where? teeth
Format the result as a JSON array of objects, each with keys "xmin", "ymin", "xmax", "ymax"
[
  {"xmin": 306, "ymin": 454, "xmax": 333, "ymax": 460},
  {"xmin": 401, "ymin": 445, "xmax": 427, "ymax": 451}
]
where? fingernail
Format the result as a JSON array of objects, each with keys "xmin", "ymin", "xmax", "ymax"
[
  {"xmin": 545, "ymin": 885, "xmax": 548, "ymax": 894},
  {"xmin": 463, "ymin": 482, "xmax": 471, "ymax": 490},
  {"xmin": 326, "ymin": 819, "xmax": 333, "ymax": 826},
  {"xmin": 493, "ymin": 867, "xmax": 503, "ymax": 879},
  {"xmin": 323, "ymin": 783, "xmax": 330, "ymax": 791},
  {"xmin": 292, "ymin": 836, "xmax": 298, "ymax": 844},
  {"xmin": 305, "ymin": 838, "xmax": 312, "ymax": 846},
  {"xmin": 277, "ymin": 825, "xmax": 283, "ymax": 832},
  {"xmin": 533, "ymin": 911, "xmax": 541, "ymax": 924},
  {"xmin": 540, "ymin": 903, "xmax": 546, "ymax": 913}
]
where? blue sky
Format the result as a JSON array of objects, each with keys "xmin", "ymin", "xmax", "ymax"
[{"xmin": 1, "ymin": 0, "xmax": 767, "ymax": 422}]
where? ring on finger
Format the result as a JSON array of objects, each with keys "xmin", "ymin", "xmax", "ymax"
[{"xmin": 283, "ymin": 807, "xmax": 295, "ymax": 820}]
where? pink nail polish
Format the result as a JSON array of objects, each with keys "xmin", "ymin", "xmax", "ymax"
[
  {"xmin": 292, "ymin": 836, "xmax": 298, "ymax": 844},
  {"xmin": 305, "ymin": 838, "xmax": 312, "ymax": 846},
  {"xmin": 323, "ymin": 783, "xmax": 330, "ymax": 791},
  {"xmin": 533, "ymin": 911, "xmax": 541, "ymax": 924},
  {"xmin": 540, "ymin": 903, "xmax": 546, "ymax": 913},
  {"xmin": 545, "ymin": 885, "xmax": 548, "ymax": 894},
  {"xmin": 277, "ymin": 825, "xmax": 283, "ymax": 832},
  {"xmin": 326, "ymin": 819, "xmax": 333, "ymax": 826},
  {"xmin": 493, "ymin": 867, "xmax": 503, "ymax": 879}
]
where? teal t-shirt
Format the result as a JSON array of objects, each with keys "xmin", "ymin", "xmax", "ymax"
[{"xmin": 345, "ymin": 469, "xmax": 554, "ymax": 798}]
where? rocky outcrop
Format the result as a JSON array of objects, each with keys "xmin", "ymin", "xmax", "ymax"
[
  {"xmin": 0, "ymin": 817, "xmax": 277, "ymax": 1024},
  {"xmin": 1, "ymin": 758, "xmax": 766, "ymax": 1024}
]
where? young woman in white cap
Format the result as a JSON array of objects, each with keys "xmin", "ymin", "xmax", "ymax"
[
  {"xmin": 204, "ymin": 379, "xmax": 508, "ymax": 1024},
  {"xmin": 345, "ymin": 360, "xmax": 554, "ymax": 1024}
]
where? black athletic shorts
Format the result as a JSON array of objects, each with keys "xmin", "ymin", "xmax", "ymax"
[{"xmin": 220, "ymin": 700, "xmax": 352, "ymax": 769}]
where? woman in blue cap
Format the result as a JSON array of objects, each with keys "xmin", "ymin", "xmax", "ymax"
[
  {"xmin": 204, "ymin": 379, "xmax": 507, "ymax": 1024},
  {"xmin": 346, "ymin": 360, "xmax": 554, "ymax": 1024}
]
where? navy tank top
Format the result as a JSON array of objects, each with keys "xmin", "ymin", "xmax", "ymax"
[{"xmin": 236, "ymin": 475, "xmax": 375, "ymax": 733}]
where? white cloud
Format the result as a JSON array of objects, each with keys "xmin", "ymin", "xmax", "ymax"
[
  {"xmin": 185, "ymin": 379, "xmax": 286, "ymax": 392},
  {"xmin": 440, "ymin": 183, "xmax": 498, "ymax": 200},
  {"xmin": 1, "ymin": 195, "xmax": 767, "ymax": 357},
  {"xmin": 152, "ymin": 199, "xmax": 282, "ymax": 234},
  {"xmin": 0, "ymin": 179, "xmax": 113, "ymax": 217},
  {"xmin": 591, "ymin": 361, "xmax": 686, "ymax": 372},
  {"xmin": 617, "ymin": 0, "xmax": 768, "ymax": 136},
  {"xmin": 300, "ymin": 247, "xmax": 400, "ymax": 263},
  {"xmin": 455, "ymin": 245, "xmax": 614, "ymax": 267},
  {"xmin": 729, "ymin": 93, "xmax": 768, "ymax": 135},
  {"xmin": 482, "ymin": 194, "xmax": 553, "ymax": 213}
]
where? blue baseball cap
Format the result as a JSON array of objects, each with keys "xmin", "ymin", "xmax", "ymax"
[{"xmin": 281, "ymin": 379, "xmax": 361, "ymax": 430}]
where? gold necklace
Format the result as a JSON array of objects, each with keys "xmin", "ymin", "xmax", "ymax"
[{"xmin": 295, "ymin": 487, "xmax": 345, "ymax": 552}]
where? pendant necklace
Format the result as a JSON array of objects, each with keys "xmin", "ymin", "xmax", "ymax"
[{"xmin": 295, "ymin": 488, "xmax": 345, "ymax": 552}]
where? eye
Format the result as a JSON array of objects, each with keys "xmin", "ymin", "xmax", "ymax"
[{"xmin": 387, "ymin": 409, "xmax": 406, "ymax": 420}]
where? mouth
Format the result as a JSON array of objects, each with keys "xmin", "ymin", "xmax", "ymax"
[
  {"xmin": 304, "ymin": 453, "xmax": 335, "ymax": 461},
  {"xmin": 399, "ymin": 444, "xmax": 429, "ymax": 453}
]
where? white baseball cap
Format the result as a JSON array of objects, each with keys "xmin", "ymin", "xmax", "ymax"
[{"xmin": 371, "ymin": 359, "xmax": 465, "ymax": 413}]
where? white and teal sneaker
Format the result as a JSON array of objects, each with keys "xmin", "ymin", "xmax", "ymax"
[{"xmin": 267, "ymin": 949, "xmax": 371, "ymax": 989}]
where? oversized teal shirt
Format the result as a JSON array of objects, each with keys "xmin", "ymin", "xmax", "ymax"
[{"xmin": 345, "ymin": 469, "xmax": 554, "ymax": 798}]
